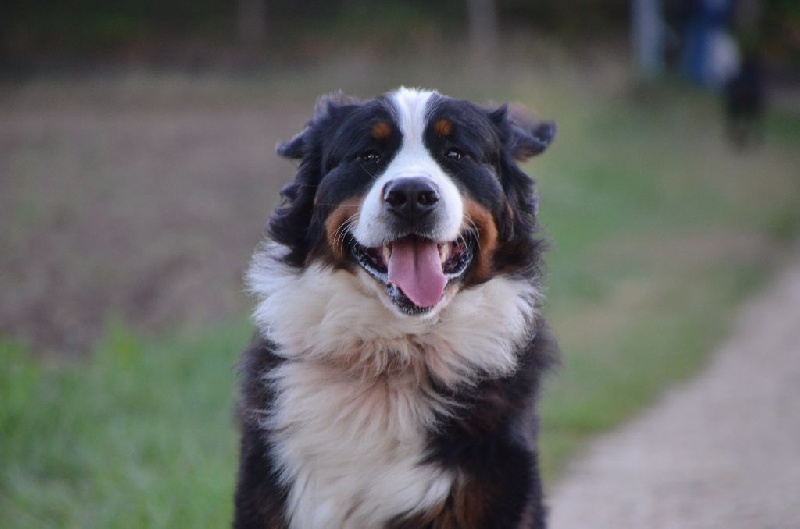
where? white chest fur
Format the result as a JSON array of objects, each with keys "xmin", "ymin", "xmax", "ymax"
[
  {"xmin": 248, "ymin": 242, "xmax": 539, "ymax": 528},
  {"xmin": 268, "ymin": 361, "xmax": 454, "ymax": 528}
]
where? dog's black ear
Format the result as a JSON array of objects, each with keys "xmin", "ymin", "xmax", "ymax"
[
  {"xmin": 492, "ymin": 104, "xmax": 557, "ymax": 162},
  {"xmin": 276, "ymin": 132, "xmax": 306, "ymax": 160},
  {"xmin": 270, "ymin": 92, "xmax": 361, "ymax": 266},
  {"xmin": 276, "ymin": 91, "xmax": 361, "ymax": 160},
  {"xmin": 488, "ymin": 103, "xmax": 554, "ymax": 243}
]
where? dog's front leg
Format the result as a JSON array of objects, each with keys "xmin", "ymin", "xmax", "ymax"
[{"xmin": 232, "ymin": 422, "xmax": 289, "ymax": 529}]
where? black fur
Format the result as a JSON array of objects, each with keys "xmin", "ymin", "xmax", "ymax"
[
  {"xmin": 415, "ymin": 317, "xmax": 559, "ymax": 528},
  {"xmin": 233, "ymin": 337, "xmax": 288, "ymax": 529}
]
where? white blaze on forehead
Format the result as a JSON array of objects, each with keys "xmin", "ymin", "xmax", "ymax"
[
  {"xmin": 391, "ymin": 87, "xmax": 437, "ymax": 153},
  {"xmin": 352, "ymin": 87, "xmax": 464, "ymax": 247}
]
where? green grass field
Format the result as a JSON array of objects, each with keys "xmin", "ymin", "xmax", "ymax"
[{"xmin": 2, "ymin": 63, "xmax": 800, "ymax": 527}]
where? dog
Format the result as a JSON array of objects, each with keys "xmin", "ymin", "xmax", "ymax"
[{"xmin": 234, "ymin": 87, "xmax": 558, "ymax": 529}]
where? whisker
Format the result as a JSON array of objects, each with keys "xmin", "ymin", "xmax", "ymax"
[
  {"xmin": 362, "ymin": 166, "xmax": 380, "ymax": 181},
  {"xmin": 462, "ymin": 214, "xmax": 481, "ymax": 250},
  {"xmin": 333, "ymin": 214, "xmax": 359, "ymax": 248}
]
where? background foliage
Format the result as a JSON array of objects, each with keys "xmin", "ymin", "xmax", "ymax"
[{"xmin": 2, "ymin": 0, "xmax": 799, "ymax": 68}]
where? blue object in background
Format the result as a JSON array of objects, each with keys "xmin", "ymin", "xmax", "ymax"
[{"xmin": 681, "ymin": 0, "xmax": 735, "ymax": 87}]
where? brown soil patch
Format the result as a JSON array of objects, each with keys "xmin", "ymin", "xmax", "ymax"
[{"xmin": 0, "ymin": 80, "xmax": 310, "ymax": 355}]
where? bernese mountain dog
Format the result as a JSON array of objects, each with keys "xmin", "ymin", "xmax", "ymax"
[{"xmin": 234, "ymin": 87, "xmax": 558, "ymax": 529}]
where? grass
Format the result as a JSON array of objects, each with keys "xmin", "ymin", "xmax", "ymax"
[
  {"xmin": 2, "ymin": 62, "xmax": 800, "ymax": 526},
  {"xmin": 0, "ymin": 322, "xmax": 246, "ymax": 528}
]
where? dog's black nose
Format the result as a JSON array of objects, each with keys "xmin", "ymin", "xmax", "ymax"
[{"xmin": 383, "ymin": 177, "xmax": 440, "ymax": 220}]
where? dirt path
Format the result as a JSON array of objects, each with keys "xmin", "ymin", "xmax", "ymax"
[{"xmin": 548, "ymin": 246, "xmax": 800, "ymax": 528}]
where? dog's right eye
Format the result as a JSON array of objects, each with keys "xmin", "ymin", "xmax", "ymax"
[
  {"xmin": 444, "ymin": 148, "xmax": 464, "ymax": 161},
  {"xmin": 358, "ymin": 150, "xmax": 381, "ymax": 163}
]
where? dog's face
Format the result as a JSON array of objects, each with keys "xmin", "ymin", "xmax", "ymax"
[{"xmin": 270, "ymin": 88, "xmax": 555, "ymax": 317}]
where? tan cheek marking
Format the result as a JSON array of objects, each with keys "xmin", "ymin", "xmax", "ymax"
[
  {"xmin": 371, "ymin": 121, "xmax": 392, "ymax": 140},
  {"xmin": 464, "ymin": 199, "xmax": 499, "ymax": 282},
  {"xmin": 434, "ymin": 118, "xmax": 454, "ymax": 137},
  {"xmin": 324, "ymin": 197, "xmax": 363, "ymax": 262}
]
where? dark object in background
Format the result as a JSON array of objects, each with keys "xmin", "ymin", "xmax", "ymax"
[{"xmin": 724, "ymin": 53, "xmax": 765, "ymax": 149}]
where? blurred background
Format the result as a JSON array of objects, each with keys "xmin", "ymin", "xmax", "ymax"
[{"xmin": 1, "ymin": 1, "xmax": 799, "ymax": 527}]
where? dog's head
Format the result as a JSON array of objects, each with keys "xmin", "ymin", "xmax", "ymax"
[{"xmin": 268, "ymin": 88, "xmax": 555, "ymax": 317}]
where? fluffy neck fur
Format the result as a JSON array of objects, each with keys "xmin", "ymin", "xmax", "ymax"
[{"xmin": 247, "ymin": 241, "xmax": 540, "ymax": 387}]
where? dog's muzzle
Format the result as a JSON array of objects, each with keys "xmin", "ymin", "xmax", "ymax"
[{"xmin": 347, "ymin": 176, "xmax": 475, "ymax": 315}]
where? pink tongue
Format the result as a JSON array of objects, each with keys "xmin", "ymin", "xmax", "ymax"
[{"xmin": 387, "ymin": 237, "xmax": 447, "ymax": 308}]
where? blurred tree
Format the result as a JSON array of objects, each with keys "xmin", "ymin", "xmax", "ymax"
[
  {"xmin": 632, "ymin": 0, "xmax": 665, "ymax": 77},
  {"xmin": 236, "ymin": 0, "xmax": 267, "ymax": 46},
  {"xmin": 2, "ymin": 0, "xmax": 797, "ymax": 72},
  {"xmin": 468, "ymin": 0, "xmax": 498, "ymax": 70}
]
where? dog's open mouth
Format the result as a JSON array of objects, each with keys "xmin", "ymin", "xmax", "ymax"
[{"xmin": 348, "ymin": 233, "xmax": 475, "ymax": 315}]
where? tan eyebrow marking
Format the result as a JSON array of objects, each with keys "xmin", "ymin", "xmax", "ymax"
[
  {"xmin": 434, "ymin": 118, "xmax": 454, "ymax": 137},
  {"xmin": 371, "ymin": 121, "xmax": 392, "ymax": 140}
]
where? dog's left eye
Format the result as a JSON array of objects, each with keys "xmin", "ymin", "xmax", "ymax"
[
  {"xmin": 358, "ymin": 150, "xmax": 381, "ymax": 163},
  {"xmin": 444, "ymin": 148, "xmax": 463, "ymax": 161}
]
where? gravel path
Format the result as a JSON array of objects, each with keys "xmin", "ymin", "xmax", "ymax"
[{"xmin": 548, "ymin": 247, "xmax": 800, "ymax": 529}]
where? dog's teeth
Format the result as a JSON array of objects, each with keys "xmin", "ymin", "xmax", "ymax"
[
  {"xmin": 439, "ymin": 242, "xmax": 451, "ymax": 263},
  {"xmin": 382, "ymin": 244, "xmax": 392, "ymax": 264}
]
